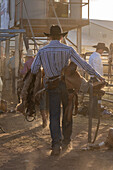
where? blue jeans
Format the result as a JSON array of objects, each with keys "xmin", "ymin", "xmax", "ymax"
[
  {"xmin": 48, "ymin": 81, "xmax": 72, "ymax": 148},
  {"xmin": 40, "ymin": 92, "xmax": 47, "ymax": 111}
]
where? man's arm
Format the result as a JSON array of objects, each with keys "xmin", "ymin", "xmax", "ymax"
[
  {"xmin": 70, "ymin": 47, "xmax": 104, "ymax": 81},
  {"xmin": 31, "ymin": 51, "xmax": 41, "ymax": 74}
]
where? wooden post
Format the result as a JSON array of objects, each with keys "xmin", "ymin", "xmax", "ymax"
[
  {"xmin": 19, "ymin": 33, "xmax": 23, "ymax": 73},
  {"xmin": 77, "ymin": 27, "xmax": 84, "ymax": 77},
  {"xmin": 77, "ymin": 27, "xmax": 81, "ymax": 54},
  {"xmin": 19, "ymin": 0, "xmax": 24, "ymax": 71},
  {"xmin": 88, "ymin": 0, "xmax": 89, "ymax": 21},
  {"xmin": 77, "ymin": 0, "xmax": 82, "ymax": 54},
  {"xmin": 20, "ymin": 0, "xmax": 23, "ymax": 29},
  {"xmin": 0, "ymin": 41, "xmax": 2, "ymax": 101},
  {"xmin": 0, "ymin": 41, "xmax": 2, "ymax": 77},
  {"xmin": 15, "ymin": 34, "xmax": 20, "ymax": 94},
  {"xmin": 5, "ymin": 40, "xmax": 10, "ymax": 91}
]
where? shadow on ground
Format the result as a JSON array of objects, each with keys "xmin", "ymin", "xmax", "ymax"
[{"xmin": 0, "ymin": 111, "xmax": 113, "ymax": 170}]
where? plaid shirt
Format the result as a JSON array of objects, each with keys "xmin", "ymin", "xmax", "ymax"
[{"xmin": 31, "ymin": 40, "xmax": 102, "ymax": 79}]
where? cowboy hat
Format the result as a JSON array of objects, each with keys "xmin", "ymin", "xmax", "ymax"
[
  {"xmin": 24, "ymin": 49, "xmax": 35, "ymax": 57},
  {"xmin": 93, "ymin": 43, "xmax": 109, "ymax": 52},
  {"xmin": 44, "ymin": 25, "xmax": 68, "ymax": 37}
]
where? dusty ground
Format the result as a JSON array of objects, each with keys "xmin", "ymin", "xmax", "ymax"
[{"xmin": 0, "ymin": 107, "xmax": 113, "ymax": 170}]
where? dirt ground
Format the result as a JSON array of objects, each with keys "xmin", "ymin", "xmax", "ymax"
[{"xmin": 0, "ymin": 105, "xmax": 113, "ymax": 170}]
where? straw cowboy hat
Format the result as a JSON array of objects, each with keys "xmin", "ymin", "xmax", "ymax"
[
  {"xmin": 24, "ymin": 49, "xmax": 35, "ymax": 57},
  {"xmin": 44, "ymin": 25, "xmax": 68, "ymax": 37},
  {"xmin": 93, "ymin": 43, "xmax": 109, "ymax": 52}
]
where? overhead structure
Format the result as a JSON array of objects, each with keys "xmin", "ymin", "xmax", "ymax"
[
  {"xmin": 8, "ymin": 0, "xmax": 89, "ymax": 38},
  {"xmin": 0, "ymin": 0, "xmax": 90, "ymax": 85}
]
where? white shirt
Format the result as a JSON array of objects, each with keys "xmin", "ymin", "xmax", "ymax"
[{"xmin": 89, "ymin": 52, "xmax": 103, "ymax": 76}]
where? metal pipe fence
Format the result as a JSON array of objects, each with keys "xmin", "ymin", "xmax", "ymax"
[
  {"xmin": 82, "ymin": 52, "xmax": 113, "ymax": 143},
  {"xmin": 84, "ymin": 92, "xmax": 113, "ymax": 104},
  {"xmin": 82, "ymin": 52, "xmax": 113, "ymax": 105}
]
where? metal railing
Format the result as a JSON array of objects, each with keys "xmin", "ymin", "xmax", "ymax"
[{"xmin": 82, "ymin": 52, "xmax": 113, "ymax": 105}]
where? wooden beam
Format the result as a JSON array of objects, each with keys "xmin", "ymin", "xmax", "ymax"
[
  {"xmin": 29, "ymin": 43, "xmax": 43, "ymax": 45},
  {"xmin": 0, "ymin": 34, "xmax": 18, "ymax": 37},
  {"xmin": 0, "ymin": 38, "xmax": 7, "ymax": 41},
  {"xmin": 30, "ymin": 37, "xmax": 49, "ymax": 40},
  {"xmin": 0, "ymin": 29, "xmax": 26, "ymax": 33},
  {"xmin": 66, "ymin": 37, "xmax": 77, "ymax": 48},
  {"xmin": 0, "ymin": 35, "xmax": 18, "ymax": 41}
]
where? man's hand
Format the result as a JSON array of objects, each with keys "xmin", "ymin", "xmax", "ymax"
[
  {"xmin": 99, "ymin": 76, "xmax": 105, "ymax": 82},
  {"xmin": 99, "ymin": 77, "xmax": 108, "ymax": 86}
]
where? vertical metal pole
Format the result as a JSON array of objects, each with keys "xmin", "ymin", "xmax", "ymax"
[{"xmin": 88, "ymin": 83, "xmax": 93, "ymax": 143}]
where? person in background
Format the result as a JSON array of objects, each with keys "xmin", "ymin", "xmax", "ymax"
[
  {"xmin": 89, "ymin": 42, "xmax": 109, "ymax": 117},
  {"xmin": 20, "ymin": 48, "xmax": 48, "ymax": 128},
  {"xmin": 7, "ymin": 51, "xmax": 16, "ymax": 94},
  {"xmin": 17, "ymin": 49, "xmax": 35, "ymax": 104},
  {"xmin": 20, "ymin": 49, "xmax": 35, "ymax": 76},
  {"xmin": 31, "ymin": 25, "xmax": 105, "ymax": 156},
  {"xmin": 89, "ymin": 43, "xmax": 109, "ymax": 77}
]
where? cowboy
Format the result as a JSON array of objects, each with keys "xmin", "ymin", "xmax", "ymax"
[
  {"xmin": 20, "ymin": 49, "xmax": 35, "ymax": 76},
  {"xmin": 31, "ymin": 25, "xmax": 105, "ymax": 156},
  {"xmin": 89, "ymin": 43, "xmax": 109, "ymax": 117},
  {"xmin": 89, "ymin": 43, "xmax": 109, "ymax": 77}
]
